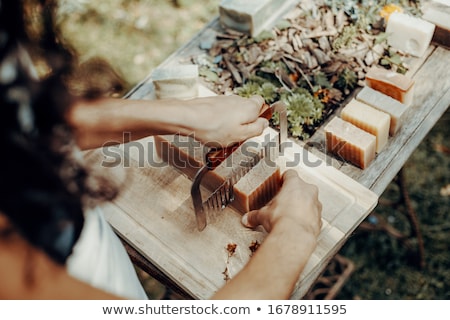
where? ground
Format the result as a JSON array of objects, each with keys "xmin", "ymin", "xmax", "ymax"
[{"xmin": 56, "ymin": 0, "xmax": 449, "ymax": 299}]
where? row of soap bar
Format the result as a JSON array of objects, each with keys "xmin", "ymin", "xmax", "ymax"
[{"xmin": 325, "ymin": 67, "xmax": 412, "ymax": 169}]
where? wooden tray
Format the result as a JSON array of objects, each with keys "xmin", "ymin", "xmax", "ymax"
[{"xmin": 86, "ymin": 124, "xmax": 378, "ymax": 299}]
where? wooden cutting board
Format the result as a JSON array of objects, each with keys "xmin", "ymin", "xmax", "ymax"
[{"xmin": 85, "ymin": 123, "xmax": 378, "ymax": 299}]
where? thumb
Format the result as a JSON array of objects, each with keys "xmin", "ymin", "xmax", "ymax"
[
  {"xmin": 241, "ymin": 210, "xmax": 262, "ymax": 228},
  {"xmin": 242, "ymin": 117, "xmax": 269, "ymax": 138}
]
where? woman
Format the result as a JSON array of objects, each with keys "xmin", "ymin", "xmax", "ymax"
[{"xmin": 0, "ymin": 0, "xmax": 322, "ymax": 299}]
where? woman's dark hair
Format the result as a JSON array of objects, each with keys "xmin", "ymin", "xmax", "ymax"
[{"xmin": 0, "ymin": 0, "xmax": 117, "ymax": 264}]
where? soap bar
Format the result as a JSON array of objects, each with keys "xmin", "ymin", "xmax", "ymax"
[
  {"xmin": 356, "ymin": 86, "xmax": 408, "ymax": 136},
  {"xmin": 385, "ymin": 12, "xmax": 435, "ymax": 57},
  {"xmin": 365, "ymin": 65, "xmax": 415, "ymax": 106},
  {"xmin": 340, "ymin": 99, "xmax": 390, "ymax": 153},
  {"xmin": 232, "ymin": 159, "xmax": 281, "ymax": 213},
  {"xmin": 219, "ymin": 0, "xmax": 287, "ymax": 36},
  {"xmin": 152, "ymin": 65, "xmax": 199, "ymax": 100},
  {"xmin": 154, "ymin": 134, "xmax": 281, "ymax": 213},
  {"xmin": 324, "ymin": 117, "xmax": 377, "ymax": 169},
  {"xmin": 421, "ymin": 0, "xmax": 450, "ymax": 48}
]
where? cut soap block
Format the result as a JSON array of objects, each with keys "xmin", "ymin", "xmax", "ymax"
[
  {"xmin": 232, "ymin": 159, "xmax": 281, "ymax": 213},
  {"xmin": 365, "ymin": 65, "xmax": 415, "ymax": 106},
  {"xmin": 386, "ymin": 12, "xmax": 435, "ymax": 57},
  {"xmin": 152, "ymin": 64, "xmax": 199, "ymax": 100},
  {"xmin": 219, "ymin": 0, "xmax": 289, "ymax": 36},
  {"xmin": 324, "ymin": 117, "xmax": 376, "ymax": 169},
  {"xmin": 154, "ymin": 134, "xmax": 281, "ymax": 213},
  {"xmin": 340, "ymin": 99, "xmax": 390, "ymax": 153},
  {"xmin": 421, "ymin": 0, "xmax": 450, "ymax": 49},
  {"xmin": 356, "ymin": 86, "xmax": 408, "ymax": 136}
]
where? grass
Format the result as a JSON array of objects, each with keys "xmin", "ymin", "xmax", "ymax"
[
  {"xmin": 57, "ymin": 0, "xmax": 450, "ymax": 299},
  {"xmin": 58, "ymin": 0, "xmax": 219, "ymax": 88},
  {"xmin": 338, "ymin": 112, "xmax": 450, "ymax": 299}
]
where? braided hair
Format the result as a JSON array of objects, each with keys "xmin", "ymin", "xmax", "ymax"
[{"xmin": 0, "ymin": 0, "xmax": 114, "ymax": 264}]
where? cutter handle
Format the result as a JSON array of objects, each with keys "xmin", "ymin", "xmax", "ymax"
[{"xmin": 205, "ymin": 103, "xmax": 272, "ymax": 169}]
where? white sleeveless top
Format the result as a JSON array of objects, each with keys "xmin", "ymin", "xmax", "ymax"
[{"xmin": 66, "ymin": 206, "xmax": 148, "ymax": 299}]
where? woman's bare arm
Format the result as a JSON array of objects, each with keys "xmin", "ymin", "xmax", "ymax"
[
  {"xmin": 0, "ymin": 214, "xmax": 122, "ymax": 300},
  {"xmin": 67, "ymin": 95, "xmax": 268, "ymax": 150},
  {"xmin": 211, "ymin": 170, "xmax": 322, "ymax": 299}
]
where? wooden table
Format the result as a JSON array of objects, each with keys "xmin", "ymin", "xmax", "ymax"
[{"xmin": 86, "ymin": 17, "xmax": 450, "ymax": 300}]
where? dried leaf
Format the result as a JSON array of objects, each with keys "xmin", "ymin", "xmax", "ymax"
[
  {"xmin": 199, "ymin": 67, "xmax": 219, "ymax": 82},
  {"xmin": 226, "ymin": 243, "xmax": 237, "ymax": 257},
  {"xmin": 249, "ymin": 240, "xmax": 261, "ymax": 255},
  {"xmin": 375, "ymin": 32, "xmax": 389, "ymax": 45},
  {"xmin": 254, "ymin": 30, "xmax": 275, "ymax": 42},
  {"xmin": 276, "ymin": 19, "xmax": 292, "ymax": 30}
]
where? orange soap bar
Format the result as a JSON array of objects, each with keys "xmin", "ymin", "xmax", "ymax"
[
  {"xmin": 154, "ymin": 135, "xmax": 281, "ymax": 213},
  {"xmin": 365, "ymin": 65, "xmax": 415, "ymax": 106},
  {"xmin": 324, "ymin": 117, "xmax": 377, "ymax": 169}
]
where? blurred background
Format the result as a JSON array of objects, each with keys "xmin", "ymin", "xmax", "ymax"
[{"xmin": 55, "ymin": 0, "xmax": 449, "ymax": 299}]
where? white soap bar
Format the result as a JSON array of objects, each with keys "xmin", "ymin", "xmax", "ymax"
[
  {"xmin": 365, "ymin": 65, "xmax": 415, "ymax": 106},
  {"xmin": 421, "ymin": 0, "xmax": 450, "ymax": 48},
  {"xmin": 219, "ymin": 0, "xmax": 289, "ymax": 36},
  {"xmin": 152, "ymin": 65, "xmax": 199, "ymax": 100},
  {"xmin": 356, "ymin": 86, "xmax": 408, "ymax": 136},
  {"xmin": 341, "ymin": 99, "xmax": 390, "ymax": 153},
  {"xmin": 324, "ymin": 117, "xmax": 376, "ymax": 169},
  {"xmin": 433, "ymin": 0, "xmax": 450, "ymax": 5},
  {"xmin": 422, "ymin": 0, "xmax": 450, "ymax": 28},
  {"xmin": 386, "ymin": 12, "xmax": 435, "ymax": 57}
]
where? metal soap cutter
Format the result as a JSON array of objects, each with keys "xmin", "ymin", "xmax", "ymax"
[{"xmin": 190, "ymin": 101, "xmax": 287, "ymax": 231}]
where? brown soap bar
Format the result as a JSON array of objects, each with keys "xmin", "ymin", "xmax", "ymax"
[
  {"xmin": 232, "ymin": 159, "xmax": 281, "ymax": 213},
  {"xmin": 421, "ymin": 0, "xmax": 450, "ymax": 49},
  {"xmin": 365, "ymin": 65, "xmax": 415, "ymax": 106},
  {"xmin": 154, "ymin": 135, "xmax": 281, "ymax": 213}
]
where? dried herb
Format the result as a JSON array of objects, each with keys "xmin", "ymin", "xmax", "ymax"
[
  {"xmin": 222, "ymin": 267, "xmax": 230, "ymax": 282},
  {"xmin": 380, "ymin": 49, "xmax": 409, "ymax": 74},
  {"xmin": 196, "ymin": 0, "xmax": 421, "ymax": 142},
  {"xmin": 332, "ymin": 25, "xmax": 358, "ymax": 51},
  {"xmin": 249, "ymin": 240, "xmax": 260, "ymax": 256},
  {"xmin": 223, "ymin": 243, "xmax": 237, "ymax": 282},
  {"xmin": 226, "ymin": 243, "xmax": 237, "ymax": 257}
]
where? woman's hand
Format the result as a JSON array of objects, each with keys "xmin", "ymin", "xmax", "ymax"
[
  {"xmin": 242, "ymin": 169, "xmax": 322, "ymax": 238},
  {"xmin": 211, "ymin": 169, "xmax": 322, "ymax": 299},
  {"xmin": 183, "ymin": 95, "xmax": 269, "ymax": 147}
]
